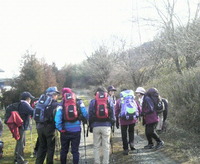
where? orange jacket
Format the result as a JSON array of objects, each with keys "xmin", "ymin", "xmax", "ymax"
[{"xmin": 7, "ymin": 111, "xmax": 23, "ymax": 140}]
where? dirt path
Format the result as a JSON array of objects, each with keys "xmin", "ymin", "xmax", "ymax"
[{"xmin": 78, "ymin": 127, "xmax": 180, "ymax": 164}]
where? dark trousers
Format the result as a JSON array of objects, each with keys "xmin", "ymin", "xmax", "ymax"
[
  {"xmin": 60, "ymin": 131, "xmax": 81, "ymax": 164},
  {"xmin": 34, "ymin": 137, "xmax": 39, "ymax": 152},
  {"xmin": 121, "ymin": 123, "xmax": 135, "ymax": 150},
  {"xmin": 36, "ymin": 125, "xmax": 55, "ymax": 164},
  {"xmin": 145, "ymin": 122, "xmax": 161, "ymax": 145}
]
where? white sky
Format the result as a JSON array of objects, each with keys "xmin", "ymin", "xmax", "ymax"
[{"xmin": 0, "ymin": 0, "xmax": 199, "ymax": 78}]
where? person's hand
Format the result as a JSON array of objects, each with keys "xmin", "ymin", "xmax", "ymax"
[
  {"xmin": 141, "ymin": 112, "xmax": 146, "ymax": 117},
  {"xmin": 116, "ymin": 121, "xmax": 119, "ymax": 129},
  {"xmin": 89, "ymin": 127, "xmax": 93, "ymax": 133}
]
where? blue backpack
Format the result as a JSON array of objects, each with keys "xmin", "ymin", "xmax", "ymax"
[
  {"xmin": 120, "ymin": 90, "xmax": 139, "ymax": 120},
  {"xmin": 33, "ymin": 94, "xmax": 53, "ymax": 123}
]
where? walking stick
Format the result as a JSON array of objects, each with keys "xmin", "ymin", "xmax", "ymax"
[
  {"xmin": 83, "ymin": 123, "xmax": 87, "ymax": 164},
  {"xmin": 29, "ymin": 118, "xmax": 34, "ymax": 158},
  {"xmin": 110, "ymin": 124, "xmax": 115, "ymax": 163},
  {"xmin": 30, "ymin": 118, "xmax": 34, "ymax": 158}
]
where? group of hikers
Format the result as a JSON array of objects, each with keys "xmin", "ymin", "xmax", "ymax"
[{"xmin": 0, "ymin": 85, "xmax": 168, "ymax": 164}]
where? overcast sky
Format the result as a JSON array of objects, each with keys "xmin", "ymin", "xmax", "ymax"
[{"xmin": 0, "ymin": 0, "xmax": 198, "ymax": 78}]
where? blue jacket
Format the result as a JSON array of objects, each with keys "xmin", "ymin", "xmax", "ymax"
[
  {"xmin": 89, "ymin": 99, "xmax": 115, "ymax": 128},
  {"xmin": 55, "ymin": 100, "xmax": 88, "ymax": 132}
]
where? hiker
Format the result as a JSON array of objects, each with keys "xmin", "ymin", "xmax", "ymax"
[
  {"xmin": 89, "ymin": 87, "xmax": 115, "ymax": 164},
  {"xmin": 156, "ymin": 98, "xmax": 168, "ymax": 133},
  {"xmin": 115, "ymin": 89, "xmax": 141, "ymax": 155},
  {"xmin": 14, "ymin": 91, "xmax": 35, "ymax": 164},
  {"xmin": 55, "ymin": 87, "xmax": 88, "ymax": 164},
  {"xmin": 0, "ymin": 117, "xmax": 3, "ymax": 159},
  {"xmin": 0, "ymin": 117, "xmax": 2, "ymax": 137},
  {"xmin": 35, "ymin": 86, "xmax": 60, "ymax": 164},
  {"xmin": 107, "ymin": 85, "xmax": 117, "ymax": 107},
  {"xmin": 141, "ymin": 88, "xmax": 164, "ymax": 149},
  {"xmin": 135, "ymin": 87, "xmax": 146, "ymax": 106}
]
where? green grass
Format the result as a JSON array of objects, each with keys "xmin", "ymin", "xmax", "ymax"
[{"xmin": 0, "ymin": 119, "xmax": 63, "ymax": 164}]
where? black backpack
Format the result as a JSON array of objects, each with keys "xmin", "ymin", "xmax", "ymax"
[
  {"xmin": 0, "ymin": 141, "xmax": 3, "ymax": 159},
  {"xmin": 146, "ymin": 88, "xmax": 165, "ymax": 114},
  {"xmin": 4, "ymin": 102, "xmax": 21, "ymax": 124}
]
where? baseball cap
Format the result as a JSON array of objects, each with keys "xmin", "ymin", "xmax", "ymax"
[
  {"xmin": 21, "ymin": 91, "xmax": 35, "ymax": 100},
  {"xmin": 107, "ymin": 86, "xmax": 117, "ymax": 91}
]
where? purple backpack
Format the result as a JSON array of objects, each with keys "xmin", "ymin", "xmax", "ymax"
[{"xmin": 119, "ymin": 90, "xmax": 139, "ymax": 120}]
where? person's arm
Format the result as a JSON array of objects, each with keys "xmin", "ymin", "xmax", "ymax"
[
  {"xmin": 22, "ymin": 101, "xmax": 34, "ymax": 117},
  {"xmin": 142, "ymin": 96, "xmax": 154, "ymax": 115},
  {"xmin": 0, "ymin": 118, "xmax": 3, "ymax": 136},
  {"xmin": 79, "ymin": 100, "xmax": 88, "ymax": 124},
  {"xmin": 115, "ymin": 99, "xmax": 120, "ymax": 128},
  {"xmin": 54, "ymin": 107, "xmax": 64, "ymax": 131},
  {"xmin": 89, "ymin": 100, "xmax": 96, "ymax": 123}
]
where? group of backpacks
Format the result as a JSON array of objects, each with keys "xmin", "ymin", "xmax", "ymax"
[
  {"xmin": 2, "ymin": 87, "xmax": 167, "ymax": 160},
  {"xmin": 93, "ymin": 88, "xmax": 166, "ymax": 122}
]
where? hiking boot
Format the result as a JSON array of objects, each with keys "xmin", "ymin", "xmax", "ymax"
[
  {"xmin": 130, "ymin": 146, "xmax": 136, "ymax": 150},
  {"xmin": 123, "ymin": 149, "xmax": 129, "ymax": 155},
  {"xmin": 155, "ymin": 141, "xmax": 164, "ymax": 149},
  {"xmin": 144, "ymin": 144, "xmax": 154, "ymax": 149}
]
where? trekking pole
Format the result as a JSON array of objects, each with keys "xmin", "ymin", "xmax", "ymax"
[
  {"xmin": 83, "ymin": 123, "xmax": 87, "ymax": 164},
  {"xmin": 136, "ymin": 127, "xmax": 139, "ymax": 154},
  {"xmin": 55, "ymin": 130, "xmax": 60, "ymax": 160},
  {"xmin": 111, "ymin": 125, "xmax": 114, "ymax": 154},
  {"xmin": 30, "ymin": 118, "xmax": 34, "ymax": 158},
  {"xmin": 110, "ymin": 124, "xmax": 115, "ymax": 164}
]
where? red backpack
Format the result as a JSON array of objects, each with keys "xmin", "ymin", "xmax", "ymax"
[
  {"xmin": 63, "ymin": 92, "xmax": 78, "ymax": 122},
  {"xmin": 95, "ymin": 91, "xmax": 109, "ymax": 119}
]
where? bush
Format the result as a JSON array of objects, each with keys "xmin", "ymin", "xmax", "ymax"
[{"xmin": 147, "ymin": 68, "xmax": 200, "ymax": 134}]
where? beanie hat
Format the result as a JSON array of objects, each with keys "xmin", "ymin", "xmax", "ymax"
[{"xmin": 62, "ymin": 88, "xmax": 72, "ymax": 97}]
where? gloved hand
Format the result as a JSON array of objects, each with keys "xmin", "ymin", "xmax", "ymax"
[
  {"xmin": 89, "ymin": 127, "xmax": 93, "ymax": 133},
  {"xmin": 141, "ymin": 112, "xmax": 146, "ymax": 117},
  {"xmin": 60, "ymin": 130, "xmax": 66, "ymax": 133},
  {"xmin": 116, "ymin": 120, "xmax": 119, "ymax": 129}
]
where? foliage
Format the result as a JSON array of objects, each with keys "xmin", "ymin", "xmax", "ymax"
[{"xmin": 147, "ymin": 68, "xmax": 200, "ymax": 134}]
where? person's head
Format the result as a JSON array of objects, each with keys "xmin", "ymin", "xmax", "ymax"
[
  {"xmin": 135, "ymin": 87, "xmax": 146, "ymax": 98},
  {"xmin": 95, "ymin": 86, "xmax": 107, "ymax": 96},
  {"xmin": 61, "ymin": 87, "xmax": 72, "ymax": 98},
  {"xmin": 46, "ymin": 86, "xmax": 60, "ymax": 100},
  {"xmin": 107, "ymin": 85, "xmax": 117, "ymax": 96},
  {"xmin": 146, "ymin": 88, "xmax": 159, "ymax": 97},
  {"xmin": 20, "ymin": 91, "xmax": 35, "ymax": 104}
]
